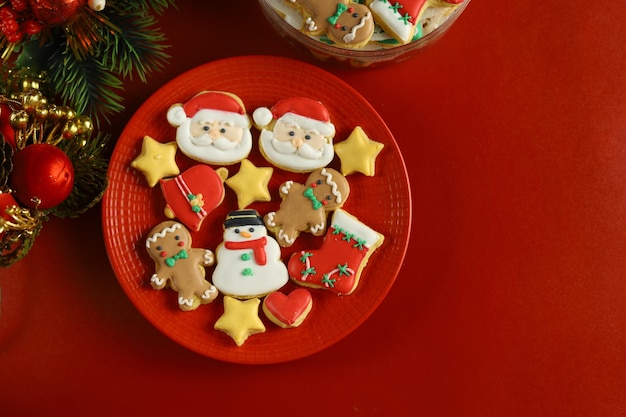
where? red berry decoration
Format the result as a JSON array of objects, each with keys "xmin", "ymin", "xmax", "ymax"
[
  {"xmin": 9, "ymin": 143, "xmax": 74, "ymax": 210},
  {"xmin": 10, "ymin": 0, "xmax": 28, "ymax": 13},
  {"xmin": 28, "ymin": 0, "xmax": 84, "ymax": 26}
]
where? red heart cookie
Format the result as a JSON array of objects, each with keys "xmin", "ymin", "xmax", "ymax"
[{"xmin": 262, "ymin": 288, "xmax": 313, "ymax": 329}]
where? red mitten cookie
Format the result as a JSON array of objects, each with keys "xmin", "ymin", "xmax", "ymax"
[{"xmin": 159, "ymin": 165, "xmax": 228, "ymax": 232}]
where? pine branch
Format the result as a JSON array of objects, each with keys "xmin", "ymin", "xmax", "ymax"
[
  {"xmin": 47, "ymin": 45, "xmax": 125, "ymax": 125},
  {"xmin": 99, "ymin": 11, "xmax": 171, "ymax": 83},
  {"xmin": 111, "ymin": 0, "xmax": 177, "ymax": 15}
]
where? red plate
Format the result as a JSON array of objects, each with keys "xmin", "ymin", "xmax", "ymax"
[{"xmin": 102, "ymin": 56, "xmax": 411, "ymax": 364}]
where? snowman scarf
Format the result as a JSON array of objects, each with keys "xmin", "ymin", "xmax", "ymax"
[{"xmin": 224, "ymin": 237, "xmax": 267, "ymax": 265}]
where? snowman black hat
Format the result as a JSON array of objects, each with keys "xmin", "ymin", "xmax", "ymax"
[{"xmin": 223, "ymin": 209, "xmax": 264, "ymax": 228}]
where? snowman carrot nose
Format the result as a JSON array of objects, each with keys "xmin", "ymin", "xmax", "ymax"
[{"xmin": 240, "ymin": 230, "xmax": 252, "ymax": 238}]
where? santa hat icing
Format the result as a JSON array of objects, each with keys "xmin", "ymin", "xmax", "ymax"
[
  {"xmin": 253, "ymin": 97, "xmax": 335, "ymax": 137},
  {"xmin": 167, "ymin": 91, "xmax": 250, "ymax": 128}
]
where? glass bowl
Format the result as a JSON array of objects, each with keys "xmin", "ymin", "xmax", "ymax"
[{"xmin": 258, "ymin": 0, "xmax": 471, "ymax": 68}]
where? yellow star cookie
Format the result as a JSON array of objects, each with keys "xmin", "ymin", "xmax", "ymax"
[
  {"xmin": 225, "ymin": 159, "xmax": 273, "ymax": 209},
  {"xmin": 214, "ymin": 296, "xmax": 266, "ymax": 346},
  {"xmin": 334, "ymin": 126, "xmax": 384, "ymax": 177},
  {"xmin": 131, "ymin": 135, "xmax": 180, "ymax": 187}
]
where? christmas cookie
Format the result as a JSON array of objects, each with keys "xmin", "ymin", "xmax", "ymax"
[
  {"xmin": 166, "ymin": 91, "xmax": 253, "ymax": 165},
  {"xmin": 225, "ymin": 159, "xmax": 273, "ymax": 209},
  {"xmin": 159, "ymin": 165, "xmax": 228, "ymax": 232},
  {"xmin": 366, "ymin": 0, "xmax": 427, "ymax": 45},
  {"xmin": 367, "ymin": 0, "xmax": 464, "ymax": 45},
  {"xmin": 287, "ymin": 0, "xmax": 375, "ymax": 49},
  {"xmin": 287, "ymin": 209, "xmax": 384, "ymax": 295},
  {"xmin": 130, "ymin": 135, "xmax": 180, "ymax": 188},
  {"xmin": 262, "ymin": 288, "xmax": 313, "ymax": 329},
  {"xmin": 334, "ymin": 126, "xmax": 384, "ymax": 177},
  {"xmin": 212, "ymin": 209, "xmax": 289, "ymax": 299},
  {"xmin": 145, "ymin": 221, "xmax": 219, "ymax": 311},
  {"xmin": 264, "ymin": 167, "xmax": 350, "ymax": 247},
  {"xmin": 214, "ymin": 296, "xmax": 266, "ymax": 346},
  {"xmin": 252, "ymin": 97, "xmax": 336, "ymax": 173}
]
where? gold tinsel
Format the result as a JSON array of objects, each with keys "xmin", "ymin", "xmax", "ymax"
[{"xmin": 0, "ymin": 69, "xmax": 105, "ymax": 266}]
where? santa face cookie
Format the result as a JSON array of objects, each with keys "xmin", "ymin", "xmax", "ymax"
[
  {"xmin": 145, "ymin": 221, "xmax": 219, "ymax": 311},
  {"xmin": 167, "ymin": 91, "xmax": 253, "ymax": 165},
  {"xmin": 212, "ymin": 210, "xmax": 289, "ymax": 299},
  {"xmin": 252, "ymin": 97, "xmax": 335, "ymax": 173},
  {"xmin": 264, "ymin": 167, "xmax": 350, "ymax": 247}
]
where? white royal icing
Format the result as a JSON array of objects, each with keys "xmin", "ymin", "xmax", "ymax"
[
  {"xmin": 370, "ymin": 0, "xmax": 415, "ymax": 43},
  {"xmin": 343, "ymin": 12, "xmax": 372, "ymax": 43},
  {"xmin": 321, "ymin": 168, "xmax": 342, "ymax": 203},
  {"xmin": 212, "ymin": 226, "xmax": 288, "ymax": 298},
  {"xmin": 175, "ymin": 117, "xmax": 252, "ymax": 165},
  {"xmin": 151, "ymin": 274, "xmax": 165, "ymax": 287},
  {"xmin": 331, "ymin": 209, "xmax": 382, "ymax": 249},
  {"xmin": 146, "ymin": 223, "xmax": 182, "ymax": 248},
  {"xmin": 259, "ymin": 129, "xmax": 334, "ymax": 172}
]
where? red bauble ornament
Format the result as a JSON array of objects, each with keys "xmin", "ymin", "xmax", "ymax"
[
  {"xmin": 28, "ymin": 0, "xmax": 83, "ymax": 26},
  {"xmin": 9, "ymin": 143, "xmax": 74, "ymax": 209}
]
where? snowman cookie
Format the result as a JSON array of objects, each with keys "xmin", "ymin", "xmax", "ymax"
[
  {"xmin": 264, "ymin": 167, "xmax": 350, "ymax": 247},
  {"xmin": 212, "ymin": 210, "xmax": 289, "ymax": 299},
  {"xmin": 145, "ymin": 221, "xmax": 219, "ymax": 311}
]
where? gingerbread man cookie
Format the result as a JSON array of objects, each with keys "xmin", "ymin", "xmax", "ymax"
[
  {"xmin": 145, "ymin": 221, "xmax": 219, "ymax": 311},
  {"xmin": 264, "ymin": 167, "xmax": 350, "ymax": 247},
  {"xmin": 288, "ymin": 0, "xmax": 375, "ymax": 49}
]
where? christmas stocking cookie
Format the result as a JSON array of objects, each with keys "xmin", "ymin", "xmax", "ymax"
[{"xmin": 287, "ymin": 209, "xmax": 384, "ymax": 295}]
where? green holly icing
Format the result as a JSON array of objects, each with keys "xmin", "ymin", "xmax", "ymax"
[
  {"xmin": 302, "ymin": 267, "xmax": 316, "ymax": 276},
  {"xmin": 337, "ymin": 263, "xmax": 350, "ymax": 276},
  {"xmin": 242, "ymin": 268, "xmax": 253, "ymax": 276},
  {"xmin": 241, "ymin": 252, "xmax": 251, "ymax": 261},
  {"xmin": 389, "ymin": 2, "xmax": 403, "ymax": 13},
  {"xmin": 354, "ymin": 238, "xmax": 366, "ymax": 250},
  {"xmin": 342, "ymin": 232, "xmax": 355, "ymax": 242},
  {"xmin": 322, "ymin": 274, "xmax": 336, "ymax": 288},
  {"xmin": 300, "ymin": 252, "xmax": 314, "ymax": 262}
]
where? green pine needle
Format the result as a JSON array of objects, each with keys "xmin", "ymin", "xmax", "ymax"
[
  {"xmin": 100, "ymin": 11, "xmax": 171, "ymax": 83},
  {"xmin": 47, "ymin": 46, "xmax": 125, "ymax": 125}
]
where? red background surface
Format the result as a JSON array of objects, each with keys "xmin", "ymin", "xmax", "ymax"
[{"xmin": 1, "ymin": 1, "xmax": 625, "ymax": 416}]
